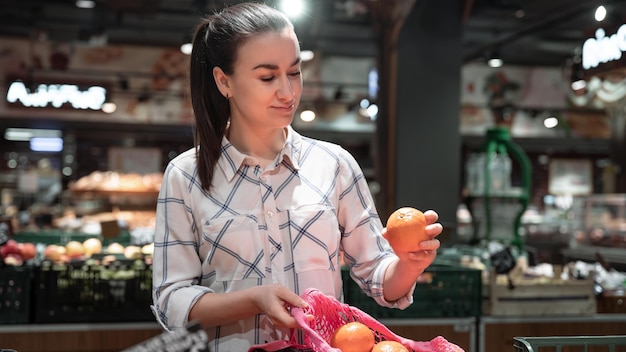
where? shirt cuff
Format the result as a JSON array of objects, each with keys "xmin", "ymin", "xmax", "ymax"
[
  {"xmin": 370, "ymin": 256, "xmax": 416, "ymax": 310},
  {"xmin": 158, "ymin": 285, "xmax": 213, "ymax": 329}
]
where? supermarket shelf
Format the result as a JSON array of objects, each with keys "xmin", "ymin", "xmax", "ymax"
[{"xmin": 562, "ymin": 245, "xmax": 626, "ymax": 271}]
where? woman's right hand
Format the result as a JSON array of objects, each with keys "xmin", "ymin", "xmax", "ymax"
[{"xmin": 252, "ymin": 284, "xmax": 310, "ymax": 328}]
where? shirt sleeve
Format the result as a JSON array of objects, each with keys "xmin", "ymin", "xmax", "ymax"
[
  {"xmin": 334, "ymin": 147, "xmax": 415, "ymax": 309},
  {"xmin": 152, "ymin": 161, "xmax": 212, "ymax": 329}
]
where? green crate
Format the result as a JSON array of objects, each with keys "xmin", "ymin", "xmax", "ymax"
[
  {"xmin": 13, "ymin": 230, "xmax": 132, "ymax": 246},
  {"xmin": 0, "ymin": 265, "xmax": 32, "ymax": 324},
  {"xmin": 32, "ymin": 260, "xmax": 153, "ymax": 323},
  {"xmin": 343, "ymin": 264, "xmax": 482, "ymax": 318},
  {"xmin": 13, "ymin": 230, "xmax": 96, "ymax": 246},
  {"xmin": 513, "ymin": 336, "xmax": 626, "ymax": 352}
]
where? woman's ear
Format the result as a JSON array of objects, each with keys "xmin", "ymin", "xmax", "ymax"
[{"xmin": 213, "ymin": 66, "xmax": 231, "ymax": 98}]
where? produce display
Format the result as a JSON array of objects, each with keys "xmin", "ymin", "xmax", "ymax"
[
  {"xmin": 0, "ymin": 239, "xmax": 35, "ymax": 266},
  {"xmin": 70, "ymin": 171, "xmax": 163, "ymax": 192},
  {"xmin": 0, "ymin": 234, "xmax": 155, "ymax": 324}
]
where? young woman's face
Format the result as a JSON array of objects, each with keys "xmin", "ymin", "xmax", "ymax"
[{"xmin": 226, "ymin": 27, "xmax": 303, "ymax": 130}]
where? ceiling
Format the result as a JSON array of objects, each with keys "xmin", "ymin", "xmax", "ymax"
[{"xmin": 0, "ymin": 0, "xmax": 624, "ymax": 69}]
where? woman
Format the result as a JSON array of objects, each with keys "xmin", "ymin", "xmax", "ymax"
[{"xmin": 152, "ymin": 2, "xmax": 442, "ymax": 350}]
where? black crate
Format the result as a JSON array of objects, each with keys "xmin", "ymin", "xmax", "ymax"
[
  {"xmin": 0, "ymin": 265, "xmax": 32, "ymax": 324},
  {"xmin": 32, "ymin": 260, "xmax": 154, "ymax": 323},
  {"xmin": 343, "ymin": 265, "xmax": 482, "ymax": 318}
]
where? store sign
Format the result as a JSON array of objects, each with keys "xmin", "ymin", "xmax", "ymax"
[
  {"xmin": 582, "ymin": 24, "xmax": 626, "ymax": 71},
  {"xmin": 6, "ymin": 79, "xmax": 108, "ymax": 110}
]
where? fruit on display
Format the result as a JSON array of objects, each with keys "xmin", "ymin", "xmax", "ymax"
[
  {"xmin": 83, "ymin": 238, "xmax": 103, "ymax": 257},
  {"xmin": 44, "ymin": 244, "xmax": 67, "ymax": 262},
  {"xmin": 384, "ymin": 207, "xmax": 427, "ymax": 252},
  {"xmin": 3, "ymin": 253, "xmax": 24, "ymax": 266},
  {"xmin": 65, "ymin": 240, "xmax": 85, "ymax": 258},
  {"xmin": 0, "ymin": 239, "xmax": 21, "ymax": 258},
  {"xmin": 123, "ymin": 245, "xmax": 142, "ymax": 260},
  {"xmin": 141, "ymin": 242, "xmax": 154, "ymax": 256},
  {"xmin": 106, "ymin": 242, "xmax": 125, "ymax": 254},
  {"xmin": 372, "ymin": 341, "xmax": 409, "ymax": 352},
  {"xmin": 18, "ymin": 242, "xmax": 37, "ymax": 260},
  {"xmin": 1, "ymin": 239, "xmax": 28, "ymax": 266},
  {"xmin": 330, "ymin": 322, "xmax": 376, "ymax": 352}
]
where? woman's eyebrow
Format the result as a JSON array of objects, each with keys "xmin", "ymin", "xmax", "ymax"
[{"xmin": 252, "ymin": 58, "xmax": 301, "ymax": 70}]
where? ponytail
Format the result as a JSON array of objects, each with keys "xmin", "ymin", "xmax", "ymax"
[{"xmin": 189, "ymin": 20, "xmax": 230, "ymax": 191}]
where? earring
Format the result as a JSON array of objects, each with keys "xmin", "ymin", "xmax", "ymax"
[{"xmin": 225, "ymin": 93, "xmax": 229, "ymax": 99}]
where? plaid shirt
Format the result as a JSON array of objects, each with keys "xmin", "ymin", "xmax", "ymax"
[{"xmin": 152, "ymin": 126, "xmax": 413, "ymax": 351}]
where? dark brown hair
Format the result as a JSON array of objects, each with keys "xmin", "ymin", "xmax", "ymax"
[{"xmin": 189, "ymin": 2, "xmax": 293, "ymax": 191}]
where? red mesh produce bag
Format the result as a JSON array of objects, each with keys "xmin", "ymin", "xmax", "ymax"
[{"xmin": 249, "ymin": 288, "xmax": 465, "ymax": 352}]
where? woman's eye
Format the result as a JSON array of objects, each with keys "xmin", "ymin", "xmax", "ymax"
[
  {"xmin": 260, "ymin": 76, "xmax": 275, "ymax": 82},
  {"xmin": 289, "ymin": 71, "xmax": 301, "ymax": 77}
]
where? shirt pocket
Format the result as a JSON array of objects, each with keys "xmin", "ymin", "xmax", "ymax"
[
  {"xmin": 201, "ymin": 215, "xmax": 265, "ymax": 282},
  {"xmin": 287, "ymin": 205, "xmax": 340, "ymax": 273}
]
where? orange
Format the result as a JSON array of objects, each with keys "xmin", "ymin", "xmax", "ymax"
[
  {"xmin": 384, "ymin": 207, "xmax": 427, "ymax": 252},
  {"xmin": 372, "ymin": 341, "xmax": 410, "ymax": 352},
  {"xmin": 329, "ymin": 322, "xmax": 375, "ymax": 352}
]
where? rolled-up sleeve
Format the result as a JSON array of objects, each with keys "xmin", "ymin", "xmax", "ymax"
[
  {"xmin": 335, "ymin": 148, "xmax": 415, "ymax": 309},
  {"xmin": 152, "ymin": 160, "xmax": 212, "ymax": 329}
]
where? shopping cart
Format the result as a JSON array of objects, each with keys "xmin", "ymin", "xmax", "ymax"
[{"xmin": 514, "ymin": 335, "xmax": 626, "ymax": 352}]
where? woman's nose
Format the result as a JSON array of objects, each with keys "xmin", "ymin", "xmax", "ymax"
[{"xmin": 276, "ymin": 75, "xmax": 295, "ymax": 100}]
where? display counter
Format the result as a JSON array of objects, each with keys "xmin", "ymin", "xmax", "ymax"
[
  {"xmin": 3, "ymin": 315, "xmax": 626, "ymax": 352},
  {"xmin": 0, "ymin": 322, "xmax": 163, "ymax": 352},
  {"xmin": 479, "ymin": 314, "xmax": 626, "ymax": 352}
]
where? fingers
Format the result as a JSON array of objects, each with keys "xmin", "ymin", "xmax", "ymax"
[
  {"xmin": 269, "ymin": 309, "xmax": 295, "ymax": 327},
  {"xmin": 423, "ymin": 210, "xmax": 439, "ymax": 223},
  {"xmin": 425, "ymin": 222, "xmax": 443, "ymax": 238},
  {"xmin": 261, "ymin": 285, "xmax": 310, "ymax": 329}
]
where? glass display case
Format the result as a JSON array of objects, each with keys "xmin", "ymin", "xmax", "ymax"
[{"xmin": 562, "ymin": 194, "xmax": 626, "ymax": 270}]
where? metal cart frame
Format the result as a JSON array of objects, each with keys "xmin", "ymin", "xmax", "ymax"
[{"xmin": 514, "ymin": 336, "xmax": 626, "ymax": 352}]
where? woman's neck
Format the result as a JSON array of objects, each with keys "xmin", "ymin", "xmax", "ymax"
[{"xmin": 226, "ymin": 125, "xmax": 287, "ymax": 162}]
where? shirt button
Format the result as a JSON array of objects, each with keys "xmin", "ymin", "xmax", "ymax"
[
  {"xmin": 266, "ymin": 210, "xmax": 273, "ymax": 218},
  {"xmin": 261, "ymin": 176, "xmax": 267, "ymax": 183}
]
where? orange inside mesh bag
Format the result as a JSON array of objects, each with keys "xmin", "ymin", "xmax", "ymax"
[{"xmin": 248, "ymin": 288, "xmax": 465, "ymax": 352}]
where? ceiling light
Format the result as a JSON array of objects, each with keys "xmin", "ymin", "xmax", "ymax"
[
  {"xmin": 75, "ymin": 0, "xmax": 95, "ymax": 9},
  {"xmin": 543, "ymin": 116, "xmax": 559, "ymax": 129},
  {"xmin": 279, "ymin": 0, "xmax": 305, "ymax": 19},
  {"xmin": 180, "ymin": 42, "xmax": 193, "ymax": 55},
  {"xmin": 571, "ymin": 80, "xmax": 587, "ymax": 91},
  {"xmin": 595, "ymin": 5, "xmax": 607, "ymax": 22},
  {"xmin": 300, "ymin": 109, "xmax": 316, "ymax": 122},
  {"xmin": 301, "ymin": 50, "xmax": 315, "ymax": 62},
  {"xmin": 102, "ymin": 101, "xmax": 117, "ymax": 114},
  {"xmin": 5, "ymin": 128, "xmax": 61, "ymax": 141},
  {"xmin": 30, "ymin": 137, "xmax": 63, "ymax": 152},
  {"xmin": 487, "ymin": 58, "xmax": 503, "ymax": 68}
]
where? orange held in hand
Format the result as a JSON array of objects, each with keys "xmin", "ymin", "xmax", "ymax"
[
  {"xmin": 330, "ymin": 321, "xmax": 375, "ymax": 352},
  {"xmin": 372, "ymin": 340, "xmax": 410, "ymax": 352},
  {"xmin": 384, "ymin": 207, "xmax": 427, "ymax": 253}
]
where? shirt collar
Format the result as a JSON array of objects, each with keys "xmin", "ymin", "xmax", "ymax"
[{"xmin": 217, "ymin": 126, "xmax": 302, "ymax": 182}]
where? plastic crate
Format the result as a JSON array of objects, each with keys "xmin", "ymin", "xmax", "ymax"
[
  {"xmin": 342, "ymin": 264, "xmax": 482, "ymax": 318},
  {"xmin": 513, "ymin": 336, "xmax": 626, "ymax": 352},
  {"xmin": 0, "ymin": 265, "xmax": 32, "ymax": 324},
  {"xmin": 32, "ymin": 260, "xmax": 153, "ymax": 323},
  {"xmin": 13, "ymin": 230, "xmax": 132, "ymax": 246}
]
